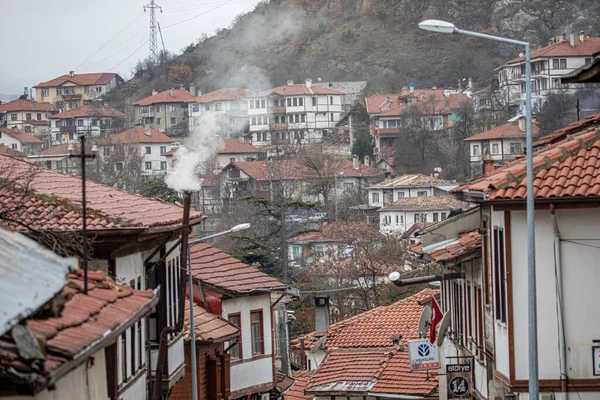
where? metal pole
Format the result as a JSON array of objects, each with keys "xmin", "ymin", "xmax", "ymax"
[
  {"xmin": 187, "ymin": 245, "xmax": 198, "ymax": 400},
  {"xmin": 81, "ymin": 135, "xmax": 88, "ymax": 295},
  {"xmin": 525, "ymin": 42, "xmax": 539, "ymax": 400}
]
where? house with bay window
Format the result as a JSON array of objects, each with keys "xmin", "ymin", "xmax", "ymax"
[
  {"xmin": 465, "ymin": 116, "xmax": 540, "ymax": 177},
  {"xmin": 0, "ymin": 154, "xmax": 204, "ymax": 398},
  {"xmin": 247, "ymin": 79, "xmax": 343, "ymax": 148},
  {"xmin": 187, "ymin": 241, "xmax": 292, "ymax": 399}
]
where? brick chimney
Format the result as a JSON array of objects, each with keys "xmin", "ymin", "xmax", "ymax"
[
  {"xmin": 287, "ymin": 79, "xmax": 294, "ymax": 86},
  {"xmin": 305, "ymin": 78, "xmax": 312, "ymax": 88},
  {"xmin": 570, "ymin": 31, "xmax": 575, "ymax": 47},
  {"xmin": 69, "ymin": 71, "xmax": 75, "ymax": 77},
  {"xmin": 179, "ymin": 84, "xmax": 185, "ymax": 90},
  {"xmin": 580, "ymin": 31, "xmax": 585, "ymax": 43},
  {"xmin": 352, "ymin": 154, "xmax": 359, "ymax": 169},
  {"xmin": 314, "ymin": 296, "xmax": 330, "ymax": 334},
  {"xmin": 152, "ymin": 89, "xmax": 158, "ymax": 96},
  {"xmin": 483, "ymin": 159, "xmax": 495, "ymax": 176}
]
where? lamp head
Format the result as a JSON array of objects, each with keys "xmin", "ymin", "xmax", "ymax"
[
  {"xmin": 230, "ymin": 223, "xmax": 251, "ymax": 232},
  {"xmin": 388, "ymin": 271, "xmax": 401, "ymax": 282},
  {"xmin": 418, "ymin": 19, "xmax": 457, "ymax": 34}
]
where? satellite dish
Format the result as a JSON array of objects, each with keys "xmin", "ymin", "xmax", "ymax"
[
  {"xmin": 437, "ymin": 312, "xmax": 451, "ymax": 346},
  {"xmin": 418, "ymin": 305, "xmax": 431, "ymax": 336}
]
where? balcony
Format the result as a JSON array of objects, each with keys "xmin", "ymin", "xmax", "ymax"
[
  {"xmin": 62, "ymin": 94, "xmax": 82, "ymax": 101},
  {"xmin": 270, "ymin": 122, "xmax": 288, "ymax": 130},
  {"xmin": 270, "ymin": 106, "xmax": 286, "ymax": 113},
  {"xmin": 59, "ymin": 125, "xmax": 76, "ymax": 133}
]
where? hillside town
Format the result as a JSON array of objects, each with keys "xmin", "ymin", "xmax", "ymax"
[{"xmin": 1, "ymin": 1, "xmax": 600, "ymax": 400}]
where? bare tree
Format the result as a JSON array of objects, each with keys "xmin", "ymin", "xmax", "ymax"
[{"xmin": 298, "ymin": 145, "xmax": 346, "ymax": 206}]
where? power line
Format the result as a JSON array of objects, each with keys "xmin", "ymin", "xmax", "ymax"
[
  {"xmin": 107, "ymin": 40, "xmax": 149, "ymax": 72},
  {"xmin": 92, "ymin": 28, "xmax": 148, "ymax": 70},
  {"xmin": 162, "ymin": 0, "xmax": 249, "ymax": 13},
  {"xmin": 75, "ymin": 12, "xmax": 145, "ymax": 71},
  {"xmin": 162, "ymin": 0, "xmax": 235, "ymax": 30},
  {"xmin": 143, "ymin": 0, "xmax": 163, "ymax": 64}
]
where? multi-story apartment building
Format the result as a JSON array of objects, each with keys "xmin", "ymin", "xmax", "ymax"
[
  {"xmin": 365, "ymin": 87, "xmax": 470, "ymax": 161},
  {"xmin": 465, "ymin": 116, "xmax": 540, "ymax": 177},
  {"xmin": 496, "ymin": 32, "xmax": 600, "ymax": 112},
  {"xmin": 49, "ymin": 104, "xmax": 126, "ymax": 145},
  {"xmin": 246, "ymin": 79, "xmax": 343, "ymax": 147},
  {"xmin": 189, "ymin": 88, "xmax": 249, "ymax": 138},
  {"xmin": 34, "ymin": 71, "xmax": 123, "ymax": 110},
  {"xmin": 366, "ymin": 173, "xmax": 457, "ymax": 208},
  {"xmin": 98, "ymin": 126, "xmax": 173, "ymax": 177},
  {"xmin": 0, "ymin": 98, "xmax": 56, "ymax": 141},
  {"xmin": 133, "ymin": 87, "xmax": 196, "ymax": 136}
]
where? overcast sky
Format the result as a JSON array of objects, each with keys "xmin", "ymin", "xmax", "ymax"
[{"xmin": 0, "ymin": 0, "xmax": 262, "ymax": 97}]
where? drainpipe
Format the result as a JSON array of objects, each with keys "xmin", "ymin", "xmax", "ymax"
[
  {"xmin": 270, "ymin": 293, "xmax": 286, "ymax": 384},
  {"xmin": 549, "ymin": 204, "xmax": 568, "ymax": 393},
  {"xmin": 151, "ymin": 193, "xmax": 192, "ymax": 400}
]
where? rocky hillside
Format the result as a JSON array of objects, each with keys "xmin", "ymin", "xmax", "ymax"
[{"xmin": 106, "ymin": 0, "xmax": 600, "ymax": 108}]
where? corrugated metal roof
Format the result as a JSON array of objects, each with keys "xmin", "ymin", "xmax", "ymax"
[{"xmin": 0, "ymin": 229, "xmax": 76, "ymax": 336}]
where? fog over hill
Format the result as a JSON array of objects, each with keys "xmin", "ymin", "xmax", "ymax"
[{"xmin": 106, "ymin": 0, "xmax": 600, "ymax": 108}]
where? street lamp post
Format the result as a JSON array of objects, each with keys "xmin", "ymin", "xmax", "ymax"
[
  {"xmin": 418, "ymin": 20, "xmax": 538, "ymax": 399},
  {"xmin": 186, "ymin": 223, "xmax": 251, "ymax": 400},
  {"xmin": 68, "ymin": 136, "xmax": 98, "ymax": 295}
]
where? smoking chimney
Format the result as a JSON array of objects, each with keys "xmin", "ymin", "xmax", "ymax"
[
  {"xmin": 152, "ymin": 89, "xmax": 158, "ymax": 96},
  {"xmin": 305, "ymin": 78, "xmax": 312, "ymax": 88},
  {"xmin": 352, "ymin": 154, "xmax": 359, "ymax": 170},
  {"xmin": 314, "ymin": 296, "xmax": 330, "ymax": 334},
  {"xmin": 69, "ymin": 71, "xmax": 75, "ymax": 77},
  {"xmin": 287, "ymin": 79, "xmax": 294, "ymax": 86},
  {"xmin": 580, "ymin": 31, "xmax": 585, "ymax": 43},
  {"xmin": 570, "ymin": 31, "xmax": 575, "ymax": 48}
]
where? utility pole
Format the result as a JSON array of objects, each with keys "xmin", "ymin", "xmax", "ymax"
[{"xmin": 143, "ymin": 0, "xmax": 162, "ymax": 64}]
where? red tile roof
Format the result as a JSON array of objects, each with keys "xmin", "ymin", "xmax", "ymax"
[
  {"xmin": 504, "ymin": 37, "xmax": 600, "ymax": 65},
  {"xmin": 252, "ymin": 84, "xmax": 342, "ymax": 97},
  {"xmin": 189, "ymin": 241, "xmax": 287, "ymax": 293},
  {"xmin": 370, "ymin": 173, "xmax": 454, "ymax": 188},
  {"xmin": 195, "ymin": 88, "xmax": 249, "ymax": 103},
  {"xmin": 0, "ymin": 269, "xmax": 157, "ymax": 383},
  {"xmin": 454, "ymin": 128, "xmax": 600, "ymax": 200},
  {"xmin": 0, "ymin": 155, "xmax": 202, "ymax": 229},
  {"xmin": 465, "ymin": 120, "xmax": 540, "ymax": 141},
  {"xmin": 99, "ymin": 126, "xmax": 173, "ymax": 145},
  {"xmin": 533, "ymin": 112, "xmax": 600, "ymax": 147},
  {"xmin": 50, "ymin": 104, "xmax": 126, "ymax": 119},
  {"xmin": 0, "ymin": 127, "xmax": 43, "ymax": 144},
  {"xmin": 133, "ymin": 89, "xmax": 196, "ymax": 106},
  {"xmin": 232, "ymin": 159, "xmax": 383, "ymax": 181},
  {"xmin": 290, "ymin": 332, "xmax": 326, "ymax": 351},
  {"xmin": 34, "ymin": 73, "xmax": 119, "ymax": 88},
  {"xmin": 365, "ymin": 90, "xmax": 469, "ymax": 116},
  {"xmin": 37, "ymin": 143, "xmax": 77, "ymax": 156},
  {"xmin": 218, "ymin": 139, "xmax": 259, "ymax": 154},
  {"xmin": 410, "ymin": 230, "xmax": 481, "ymax": 262},
  {"xmin": 183, "ymin": 302, "xmax": 239, "ymax": 342},
  {"xmin": 0, "ymin": 145, "xmax": 26, "ymax": 158},
  {"xmin": 378, "ymin": 195, "xmax": 470, "ymax": 212},
  {"xmin": 325, "ymin": 288, "xmax": 439, "ymax": 349},
  {"xmin": 0, "ymin": 99, "xmax": 56, "ymax": 112},
  {"xmin": 283, "ymin": 371, "xmax": 314, "ymax": 400},
  {"xmin": 288, "ymin": 221, "xmax": 382, "ymax": 244},
  {"xmin": 276, "ymin": 372, "xmax": 296, "ymax": 393}
]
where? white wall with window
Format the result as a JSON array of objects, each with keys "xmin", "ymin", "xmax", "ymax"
[{"xmin": 379, "ymin": 208, "xmax": 451, "ymax": 235}]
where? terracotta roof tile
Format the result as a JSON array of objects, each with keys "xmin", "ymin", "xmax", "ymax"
[
  {"xmin": 133, "ymin": 89, "xmax": 196, "ymax": 106},
  {"xmin": 0, "ymin": 269, "xmax": 156, "ymax": 378},
  {"xmin": 365, "ymin": 90, "xmax": 470, "ymax": 116},
  {"xmin": 0, "ymin": 99, "xmax": 56, "ymax": 112},
  {"xmin": 195, "ymin": 88, "xmax": 249, "ymax": 103},
  {"xmin": 0, "ymin": 155, "xmax": 201, "ymax": 229},
  {"xmin": 218, "ymin": 139, "xmax": 259, "ymax": 154},
  {"xmin": 190, "ymin": 241, "xmax": 287, "ymax": 293},
  {"xmin": 454, "ymin": 128, "xmax": 600, "ymax": 200},
  {"xmin": 369, "ymin": 173, "xmax": 454, "ymax": 189},
  {"xmin": 99, "ymin": 126, "xmax": 173, "ymax": 145},
  {"xmin": 283, "ymin": 371, "xmax": 314, "ymax": 400},
  {"xmin": 37, "ymin": 143, "xmax": 77, "ymax": 156},
  {"xmin": 251, "ymin": 84, "xmax": 342, "ymax": 97},
  {"xmin": 534, "ymin": 112, "xmax": 600, "ymax": 147},
  {"xmin": 34, "ymin": 73, "xmax": 119, "ymax": 88},
  {"xmin": 276, "ymin": 372, "xmax": 295, "ymax": 393},
  {"xmin": 0, "ymin": 145, "xmax": 26, "ymax": 158},
  {"xmin": 504, "ymin": 37, "xmax": 600, "ymax": 65},
  {"xmin": 183, "ymin": 301, "xmax": 239, "ymax": 342},
  {"xmin": 288, "ymin": 221, "xmax": 381, "ymax": 243},
  {"xmin": 50, "ymin": 104, "xmax": 126, "ymax": 119},
  {"xmin": 428, "ymin": 230, "xmax": 481, "ymax": 262},
  {"xmin": 0, "ymin": 128, "xmax": 43, "ymax": 144},
  {"xmin": 465, "ymin": 120, "xmax": 540, "ymax": 141},
  {"xmin": 378, "ymin": 195, "xmax": 470, "ymax": 212},
  {"xmin": 290, "ymin": 332, "xmax": 326, "ymax": 351}
]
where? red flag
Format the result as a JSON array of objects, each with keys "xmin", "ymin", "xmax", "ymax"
[{"xmin": 429, "ymin": 297, "xmax": 443, "ymax": 344}]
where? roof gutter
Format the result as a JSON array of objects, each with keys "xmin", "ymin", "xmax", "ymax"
[
  {"xmin": 367, "ymin": 393, "xmax": 426, "ymax": 399},
  {"xmin": 390, "ymin": 272, "xmax": 464, "ymax": 287}
]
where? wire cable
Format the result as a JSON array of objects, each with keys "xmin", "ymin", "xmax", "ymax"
[
  {"xmin": 75, "ymin": 12, "xmax": 145, "ymax": 71},
  {"xmin": 91, "ymin": 26, "xmax": 148, "ymax": 69},
  {"xmin": 162, "ymin": 0, "xmax": 235, "ymax": 30},
  {"xmin": 107, "ymin": 40, "xmax": 149, "ymax": 72}
]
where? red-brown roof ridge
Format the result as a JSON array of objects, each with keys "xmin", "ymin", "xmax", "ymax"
[
  {"xmin": 133, "ymin": 89, "xmax": 196, "ymax": 106},
  {"xmin": 34, "ymin": 73, "xmax": 119, "ymax": 88},
  {"xmin": 50, "ymin": 104, "xmax": 126, "ymax": 119},
  {"xmin": 99, "ymin": 126, "xmax": 173, "ymax": 145},
  {"xmin": 194, "ymin": 88, "xmax": 249, "ymax": 103},
  {"xmin": 0, "ymin": 127, "xmax": 44, "ymax": 144},
  {"xmin": 0, "ymin": 98, "xmax": 56, "ymax": 112},
  {"xmin": 465, "ymin": 120, "xmax": 540, "ymax": 141}
]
